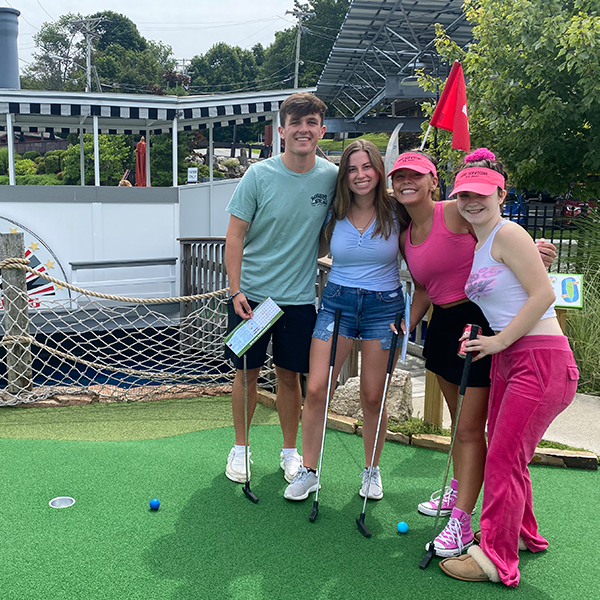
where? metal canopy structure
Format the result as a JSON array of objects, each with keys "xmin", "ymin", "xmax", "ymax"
[{"xmin": 317, "ymin": 0, "xmax": 473, "ymax": 121}]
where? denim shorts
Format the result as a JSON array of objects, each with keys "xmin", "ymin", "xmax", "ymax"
[{"xmin": 313, "ymin": 282, "xmax": 405, "ymax": 350}]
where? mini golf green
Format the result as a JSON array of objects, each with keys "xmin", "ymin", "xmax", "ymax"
[{"xmin": 0, "ymin": 396, "xmax": 597, "ymax": 600}]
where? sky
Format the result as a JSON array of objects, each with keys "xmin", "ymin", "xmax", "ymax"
[{"xmin": 4, "ymin": 0, "xmax": 297, "ymax": 71}]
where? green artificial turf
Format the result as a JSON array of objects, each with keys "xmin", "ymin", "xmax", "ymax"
[
  {"xmin": 0, "ymin": 399, "xmax": 597, "ymax": 599},
  {"xmin": 0, "ymin": 396, "xmax": 279, "ymax": 441}
]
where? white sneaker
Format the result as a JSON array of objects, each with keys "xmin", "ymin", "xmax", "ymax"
[
  {"xmin": 226, "ymin": 447, "xmax": 251, "ymax": 483},
  {"xmin": 284, "ymin": 466, "xmax": 319, "ymax": 501},
  {"xmin": 280, "ymin": 450, "xmax": 303, "ymax": 483},
  {"xmin": 359, "ymin": 466, "xmax": 383, "ymax": 500}
]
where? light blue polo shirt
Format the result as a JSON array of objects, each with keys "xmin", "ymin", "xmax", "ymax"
[{"xmin": 226, "ymin": 155, "xmax": 338, "ymax": 305}]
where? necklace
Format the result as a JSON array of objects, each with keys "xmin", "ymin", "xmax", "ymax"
[{"xmin": 349, "ymin": 206, "xmax": 376, "ymax": 232}]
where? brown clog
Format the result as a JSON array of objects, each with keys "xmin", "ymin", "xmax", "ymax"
[{"xmin": 439, "ymin": 554, "xmax": 490, "ymax": 582}]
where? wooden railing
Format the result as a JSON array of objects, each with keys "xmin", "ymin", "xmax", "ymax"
[
  {"xmin": 179, "ymin": 237, "xmax": 440, "ymax": 418},
  {"xmin": 179, "ymin": 237, "xmax": 227, "ymax": 318}
]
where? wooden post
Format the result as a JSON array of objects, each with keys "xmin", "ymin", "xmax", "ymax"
[
  {"xmin": 339, "ymin": 340, "xmax": 359, "ymax": 385},
  {"xmin": 423, "ymin": 369, "xmax": 444, "ymax": 426},
  {"xmin": 423, "ymin": 305, "xmax": 443, "ymax": 426},
  {"xmin": 0, "ymin": 233, "xmax": 33, "ymax": 394}
]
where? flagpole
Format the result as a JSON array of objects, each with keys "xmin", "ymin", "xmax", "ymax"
[{"xmin": 420, "ymin": 124, "xmax": 432, "ymax": 151}]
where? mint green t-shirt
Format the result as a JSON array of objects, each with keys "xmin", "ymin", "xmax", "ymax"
[{"xmin": 226, "ymin": 155, "xmax": 338, "ymax": 305}]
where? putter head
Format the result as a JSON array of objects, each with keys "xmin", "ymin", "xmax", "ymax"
[
  {"xmin": 242, "ymin": 483, "xmax": 259, "ymax": 504},
  {"xmin": 419, "ymin": 545, "xmax": 435, "ymax": 569},
  {"xmin": 356, "ymin": 513, "xmax": 372, "ymax": 538},
  {"xmin": 308, "ymin": 500, "xmax": 319, "ymax": 522}
]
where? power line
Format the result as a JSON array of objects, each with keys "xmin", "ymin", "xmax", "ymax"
[{"xmin": 36, "ymin": 0, "xmax": 54, "ymax": 22}]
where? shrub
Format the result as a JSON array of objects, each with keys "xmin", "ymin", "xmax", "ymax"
[
  {"xmin": 566, "ymin": 209, "xmax": 600, "ymax": 394},
  {"xmin": 44, "ymin": 155, "xmax": 60, "ymax": 174},
  {"xmin": 23, "ymin": 151, "xmax": 41, "ymax": 161},
  {"xmin": 0, "ymin": 174, "xmax": 64, "ymax": 185},
  {"xmin": 197, "ymin": 165, "xmax": 225, "ymax": 179},
  {"xmin": 62, "ymin": 134, "xmax": 132, "ymax": 186},
  {"xmin": 36, "ymin": 161, "xmax": 46, "ymax": 174},
  {"xmin": 0, "ymin": 148, "xmax": 7, "ymax": 176},
  {"xmin": 14, "ymin": 159, "xmax": 37, "ymax": 177},
  {"xmin": 222, "ymin": 158, "xmax": 240, "ymax": 169}
]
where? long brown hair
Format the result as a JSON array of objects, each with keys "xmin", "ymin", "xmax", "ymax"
[{"xmin": 324, "ymin": 139, "xmax": 407, "ymax": 242}]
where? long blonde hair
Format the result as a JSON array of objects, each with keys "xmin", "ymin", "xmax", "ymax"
[{"xmin": 324, "ymin": 139, "xmax": 407, "ymax": 242}]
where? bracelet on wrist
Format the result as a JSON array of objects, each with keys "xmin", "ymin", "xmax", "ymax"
[{"xmin": 230, "ymin": 290, "xmax": 243, "ymax": 300}]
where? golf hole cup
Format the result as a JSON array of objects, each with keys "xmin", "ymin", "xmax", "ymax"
[{"xmin": 49, "ymin": 496, "xmax": 75, "ymax": 509}]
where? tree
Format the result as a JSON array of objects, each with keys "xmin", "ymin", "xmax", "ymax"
[
  {"xmin": 20, "ymin": 13, "xmax": 86, "ymax": 91},
  {"xmin": 89, "ymin": 11, "xmax": 147, "ymax": 52},
  {"xmin": 95, "ymin": 40, "xmax": 176, "ymax": 93},
  {"xmin": 62, "ymin": 134, "xmax": 132, "ymax": 185},
  {"xmin": 22, "ymin": 12, "xmax": 177, "ymax": 95},
  {"xmin": 188, "ymin": 43, "xmax": 258, "ymax": 93},
  {"xmin": 252, "ymin": 43, "xmax": 266, "ymax": 68},
  {"xmin": 428, "ymin": 0, "xmax": 600, "ymax": 199},
  {"xmin": 258, "ymin": 0, "xmax": 349, "ymax": 90}
]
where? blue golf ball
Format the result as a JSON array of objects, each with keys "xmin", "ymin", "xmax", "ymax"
[
  {"xmin": 397, "ymin": 521, "xmax": 409, "ymax": 534},
  {"xmin": 149, "ymin": 498, "xmax": 160, "ymax": 510}
]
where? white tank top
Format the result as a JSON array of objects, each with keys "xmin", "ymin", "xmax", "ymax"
[{"xmin": 464, "ymin": 220, "xmax": 555, "ymax": 331}]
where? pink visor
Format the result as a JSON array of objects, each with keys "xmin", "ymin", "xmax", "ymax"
[
  {"xmin": 450, "ymin": 167, "xmax": 505, "ymax": 197},
  {"xmin": 387, "ymin": 153, "xmax": 437, "ymax": 178}
]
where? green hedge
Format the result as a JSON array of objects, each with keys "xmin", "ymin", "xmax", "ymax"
[{"xmin": 0, "ymin": 175, "xmax": 64, "ymax": 185}]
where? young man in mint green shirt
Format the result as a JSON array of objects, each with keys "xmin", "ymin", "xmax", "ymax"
[{"xmin": 224, "ymin": 92, "xmax": 338, "ymax": 485}]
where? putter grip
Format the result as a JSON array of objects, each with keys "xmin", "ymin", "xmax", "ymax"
[
  {"xmin": 459, "ymin": 324, "xmax": 481, "ymax": 395},
  {"xmin": 329, "ymin": 309, "xmax": 342, "ymax": 367},
  {"xmin": 385, "ymin": 312, "xmax": 403, "ymax": 373}
]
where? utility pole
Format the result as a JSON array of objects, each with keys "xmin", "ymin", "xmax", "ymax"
[
  {"xmin": 70, "ymin": 17, "xmax": 106, "ymax": 92},
  {"xmin": 285, "ymin": 9, "xmax": 314, "ymax": 88}
]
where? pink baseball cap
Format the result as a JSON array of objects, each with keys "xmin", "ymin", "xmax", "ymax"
[
  {"xmin": 387, "ymin": 153, "xmax": 437, "ymax": 178},
  {"xmin": 450, "ymin": 167, "xmax": 505, "ymax": 197}
]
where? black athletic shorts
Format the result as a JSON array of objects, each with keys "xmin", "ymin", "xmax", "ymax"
[
  {"xmin": 422, "ymin": 300, "xmax": 494, "ymax": 387},
  {"xmin": 225, "ymin": 299, "xmax": 317, "ymax": 372}
]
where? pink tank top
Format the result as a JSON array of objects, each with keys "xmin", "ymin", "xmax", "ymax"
[{"xmin": 405, "ymin": 201, "xmax": 476, "ymax": 305}]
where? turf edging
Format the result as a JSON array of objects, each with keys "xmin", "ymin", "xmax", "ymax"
[{"xmin": 256, "ymin": 389, "xmax": 598, "ymax": 471}]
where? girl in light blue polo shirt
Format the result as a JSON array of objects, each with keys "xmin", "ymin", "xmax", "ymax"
[{"xmin": 285, "ymin": 139, "xmax": 407, "ymax": 501}]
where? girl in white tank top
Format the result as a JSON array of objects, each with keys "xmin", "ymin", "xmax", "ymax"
[{"xmin": 440, "ymin": 149, "xmax": 578, "ymax": 588}]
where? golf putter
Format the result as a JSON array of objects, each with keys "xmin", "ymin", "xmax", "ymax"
[
  {"xmin": 242, "ymin": 354, "xmax": 259, "ymax": 503},
  {"xmin": 309, "ymin": 308, "xmax": 342, "ymax": 522},
  {"xmin": 356, "ymin": 311, "xmax": 403, "ymax": 538},
  {"xmin": 419, "ymin": 324, "xmax": 481, "ymax": 569}
]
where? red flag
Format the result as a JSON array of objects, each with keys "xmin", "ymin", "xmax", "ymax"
[{"xmin": 429, "ymin": 61, "xmax": 470, "ymax": 152}]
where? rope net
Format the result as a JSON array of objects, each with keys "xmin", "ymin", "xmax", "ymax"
[{"xmin": 0, "ymin": 277, "xmax": 276, "ymax": 407}]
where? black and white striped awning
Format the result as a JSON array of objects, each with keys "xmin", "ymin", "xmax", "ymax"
[{"xmin": 0, "ymin": 88, "xmax": 311, "ymax": 135}]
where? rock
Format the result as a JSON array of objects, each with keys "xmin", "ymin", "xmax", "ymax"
[
  {"xmin": 329, "ymin": 371, "xmax": 412, "ymax": 421},
  {"xmin": 412, "ymin": 433, "xmax": 450, "ymax": 452},
  {"xmin": 326, "ymin": 413, "xmax": 357, "ymax": 434},
  {"xmin": 239, "ymin": 148, "xmax": 248, "ymax": 166}
]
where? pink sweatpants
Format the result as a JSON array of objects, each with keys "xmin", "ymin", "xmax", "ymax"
[{"xmin": 480, "ymin": 335, "xmax": 579, "ymax": 587}]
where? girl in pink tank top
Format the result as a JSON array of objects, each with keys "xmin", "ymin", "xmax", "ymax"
[{"xmin": 388, "ymin": 150, "xmax": 556, "ymax": 560}]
